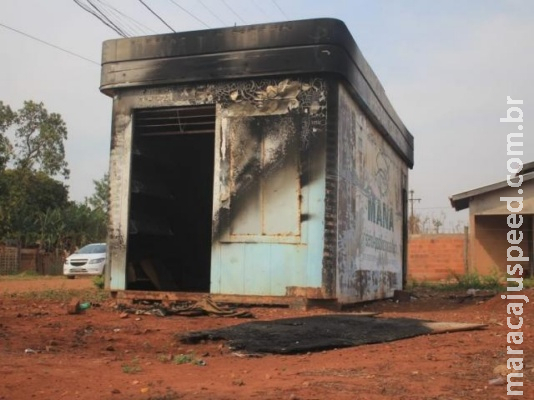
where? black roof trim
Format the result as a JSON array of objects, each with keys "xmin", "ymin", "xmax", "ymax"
[{"xmin": 100, "ymin": 18, "xmax": 414, "ymax": 166}]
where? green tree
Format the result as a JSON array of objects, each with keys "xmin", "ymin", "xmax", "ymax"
[
  {"xmin": 35, "ymin": 208, "xmax": 65, "ymax": 252},
  {"xmin": 12, "ymin": 101, "xmax": 69, "ymax": 179},
  {"xmin": 61, "ymin": 202, "xmax": 107, "ymax": 249},
  {"xmin": 0, "ymin": 100, "xmax": 69, "ymax": 179},
  {"xmin": 86, "ymin": 173, "xmax": 110, "ymax": 213},
  {"xmin": 0, "ymin": 101, "xmax": 15, "ymax": 171},
  {"xmin": 0, "ymin": 169, "xmax": 69, "ymax": 246},
  {"xmin": 0, "ymin": 100, "xmax": 71, "ymax": 249}
]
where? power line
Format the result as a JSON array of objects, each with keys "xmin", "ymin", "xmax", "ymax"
[
  {"xmin": 95, "ymin": 2, "xmax": 138, "ymax": 36},
  {"xmin": 198, "ymin": 0, "xmax": 227, "ymax": 26},
  {"xmin": 168, "ymin": 0, "xmax": 211, "ymax": 29},
  {"xmin": 138, "ymin": 0, "xmax": 176, "ymax": 33},
  {"xmin": 220, "ymin": 0, "xmax": 247, "ymax": 25},
  {"xmin": 96, "ymin": 0, "xmax": 157, "ymax": 35},
  {"xmin": 95, "ymin": 0, "xmax": 145, "ymax": 36},
  {"xmin": 0, "ymin": 22, "xmax": 99, "ymax": 66},
  {"xmin": 87, "ymin": 0, "xmax": 130, "ymax": 37},
  {"xmin": 252, "ymin": 0, "xmax": 270, "ymax": 20},
  {"xmin": 73, "ymin": 0, "xmax": 128, "ymax": 37},
  {"xmin": 271, "ymin": 0, "xmax": 289, "ymax": 20}
]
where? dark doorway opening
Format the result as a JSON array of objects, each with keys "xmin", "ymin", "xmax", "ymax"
[{"xmin": 126, "ymin": 105, "xmax": 215, "ymax": 292}]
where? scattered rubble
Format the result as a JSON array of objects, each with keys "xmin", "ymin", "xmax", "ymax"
[{"xmin": 116, "ymin": 296, "xmax": 254, "ymax": 318}]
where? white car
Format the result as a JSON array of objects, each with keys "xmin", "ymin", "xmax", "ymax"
[{"xmin": 64, "ymin": 243, "xmax": 107, "ymax": 279}]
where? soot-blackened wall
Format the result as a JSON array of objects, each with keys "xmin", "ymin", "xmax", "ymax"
[{"xmin": 107, "ymin": 77, "xmax": 330, "ymax": 296}]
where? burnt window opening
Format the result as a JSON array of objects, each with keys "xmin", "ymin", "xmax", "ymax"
[{"xmin": 126, "ymin": 105, "xmax": 216, "ymax": 292}]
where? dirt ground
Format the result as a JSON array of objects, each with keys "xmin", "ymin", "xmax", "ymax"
[{"xmin": 0, "ymin": 277, "xmax": 532, "ymax": 400}]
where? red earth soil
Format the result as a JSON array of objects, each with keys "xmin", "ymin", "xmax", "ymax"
[{"xmin": 0, "ymin": 277, "xmax": 532, "ymax": 400}]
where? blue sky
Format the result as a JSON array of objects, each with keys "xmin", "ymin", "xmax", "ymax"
[{"xmin": 1, "ymin": 0, "xmax": 532, "ymax": 231}]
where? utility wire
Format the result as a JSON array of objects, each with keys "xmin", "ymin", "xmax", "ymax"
[
  {"xmin": 138, "ymin": 0, "xmax": 176, "ymax": 32},
  {"xmin": 220, "ymin": 0, "xmax": 246, "ymax": 25},
  {"xmin": 96, "ymin": 4, "xmax": 137, "ymax": 36},
  {"xmin": 168, "ymin": 0, "xmax": 211, "ymax": 28},
  {"xmin": 96, "ymin": 0, "xmax": 157, "ymax": 35},
  {"xmin": 95, "ymin": 0, "xmax": 143, "ymax": 36},
  {"xmin": 87, "ymin": 0, "xmax": 130, "ymax": 37},
  {"xmin": 0, "ymin": 22, "xmax": 99, "ymax": 66},
  {"xmin": 198, "ymin": 0, "xmax": 227, "ymax": 26},
  {"xmin": 252, "ymin": 0, "xmax": 270, "ymax": 20},
  {"xmin": 73, "ymin": 0, "xmax": 127, "ymax": 37},
  {"xmin": 271, "ymin": 0, "xmax": 289, "ymax": 20}
]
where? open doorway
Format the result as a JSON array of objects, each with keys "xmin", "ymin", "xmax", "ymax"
[{"xmin": 126, "ymin": 105, "xmax": 215, "ymax": 292}]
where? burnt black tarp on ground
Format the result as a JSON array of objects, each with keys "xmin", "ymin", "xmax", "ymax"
[{"xmin": 179, "ymin": 315, "xmax": 435, "ymax": 354}]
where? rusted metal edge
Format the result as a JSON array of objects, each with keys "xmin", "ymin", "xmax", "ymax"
[
  {"xmin": 285, "ymin": 286, "xmax": 335, "ymax": 299},
  {"xmin": 111, "ymin": 290, "xmax": 336, "ymax": 305}
]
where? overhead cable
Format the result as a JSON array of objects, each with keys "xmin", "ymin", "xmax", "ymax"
[
  {"xmin": 138, "ymin": 0, "xmax": 176, "ymax": 33},
  {"xmin": 198, "ymin": 0, "xmax": 227, "ymax": 26},
  {"xmin": 168, "ymin": 0, "xmax": 211, "ymax": 29},
  {"xmin": 0, "ymin": 22, "xmax": 99, "ymax": 66},
  {"xmin": 220, "ymin": 0, "xmax": 247, "ymax": 25}
]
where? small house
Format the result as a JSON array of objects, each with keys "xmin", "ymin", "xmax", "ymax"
[
  {"xmin": 450, "ymin": 165, "xmax": 534, "ymax": 278},
  {"xmin": 100, "ymin": 18, "xmax": 414, "ymax": 305}
]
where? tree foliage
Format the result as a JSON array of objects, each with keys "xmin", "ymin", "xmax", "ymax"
[
  {"xmin": 62, "ymin": 202, "xmax": 107, "ymax": 248},
  {"xmin": 86, "ymin": 173, "xmax": 109, "ymax": 213},
  {"xmin": 0, "ymin": 101, "xmax": 15, "ymax": 171},
  {"xmin": 0, "ymin": 100, "xmax": 107, "ymax": 253},
  {"xmin": 0, "ymin": 169, "xmax": 69, "ymax": 247},
  {"xmin": 0, "ymin": 100, "xmax": 69, "ymax": 179},
  {"xmin": 0, "ymin": 168, "xmax": 107, "ymax": 250}
]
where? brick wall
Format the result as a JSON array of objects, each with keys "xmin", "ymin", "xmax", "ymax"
[{"xmin": 408, "ymin": 234, "xmax": 466, "ymax": 281}]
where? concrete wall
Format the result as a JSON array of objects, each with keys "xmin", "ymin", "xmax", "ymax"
[
  {"xmin": 408, "ymin": 234, "xmax": 466, "ymax": 281},
  {"xmin": 336, "ymin": 84, "xmax": 407, "ymax": 301},
  {"xmin": 469, "ymin": 214, "xmax": 531, "ymax": 276},
  {"xmin": 470, "ymin": 179, "xmax": 534, "ymax": 215}
]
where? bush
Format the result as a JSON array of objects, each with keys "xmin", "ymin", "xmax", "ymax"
[
  {"xmin": 407, "ymin": 272, "xmax": 504, "ymax": 292},
  {"xmin": 452, "ymin": 272, "xmax": 502, "ymax": 291},
  {"xmin": 93, "ymin": 275, "xmax": 105, "ymax": 289}
]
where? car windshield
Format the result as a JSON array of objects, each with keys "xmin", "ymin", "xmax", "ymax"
[{"xmin": 76, "ymin": 244, "xmax": 106, "ymax": 254}]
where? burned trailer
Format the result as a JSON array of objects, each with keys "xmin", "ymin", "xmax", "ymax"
[{"xmin": 100, "ymin": 18, "xmax": 414, "ymax": 305}]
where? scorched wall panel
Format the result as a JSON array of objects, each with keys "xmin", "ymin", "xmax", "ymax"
[{"xmin": 336, "ymin": 84, "xmax": 406, "ymax": 302}]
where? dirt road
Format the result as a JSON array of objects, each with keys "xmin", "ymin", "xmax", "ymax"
[
  {"xmin": 0, "ymin": 277, "xmax": 532, "ymax": 399},
  {"xmin": 0, "ymin": 275, "xmax": 93, "ymax": 293}
]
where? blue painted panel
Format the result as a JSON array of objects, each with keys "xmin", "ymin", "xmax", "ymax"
[
  {"xmin": 305, "ymin": 140, "xmax": 327, "ymax": 288},
  {"xmin": 211, "ymin": 154, "xmax": 326, "ymax": 296},
  {"xmin": 243, "ymin": 244, "xmax": 272, "ymax": 295},
  {"xmin": 217, "ymin": 244, "xmax": 245, "ymax": 294},
  {"xmin": 209, "ymin": 77, "xmax": 329, "ymax": 297},
  {"xmin": 210, "ymin": 242, "xmax": 222, "ymax": 293},
  {"xmin": 269, "ymin": 244, "xmax": 308, "ymax": 295}
]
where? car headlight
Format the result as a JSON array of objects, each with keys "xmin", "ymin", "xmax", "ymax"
[{"xmin": 89, "ymin": 258, "xmax": 105, "ymax": 264}]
